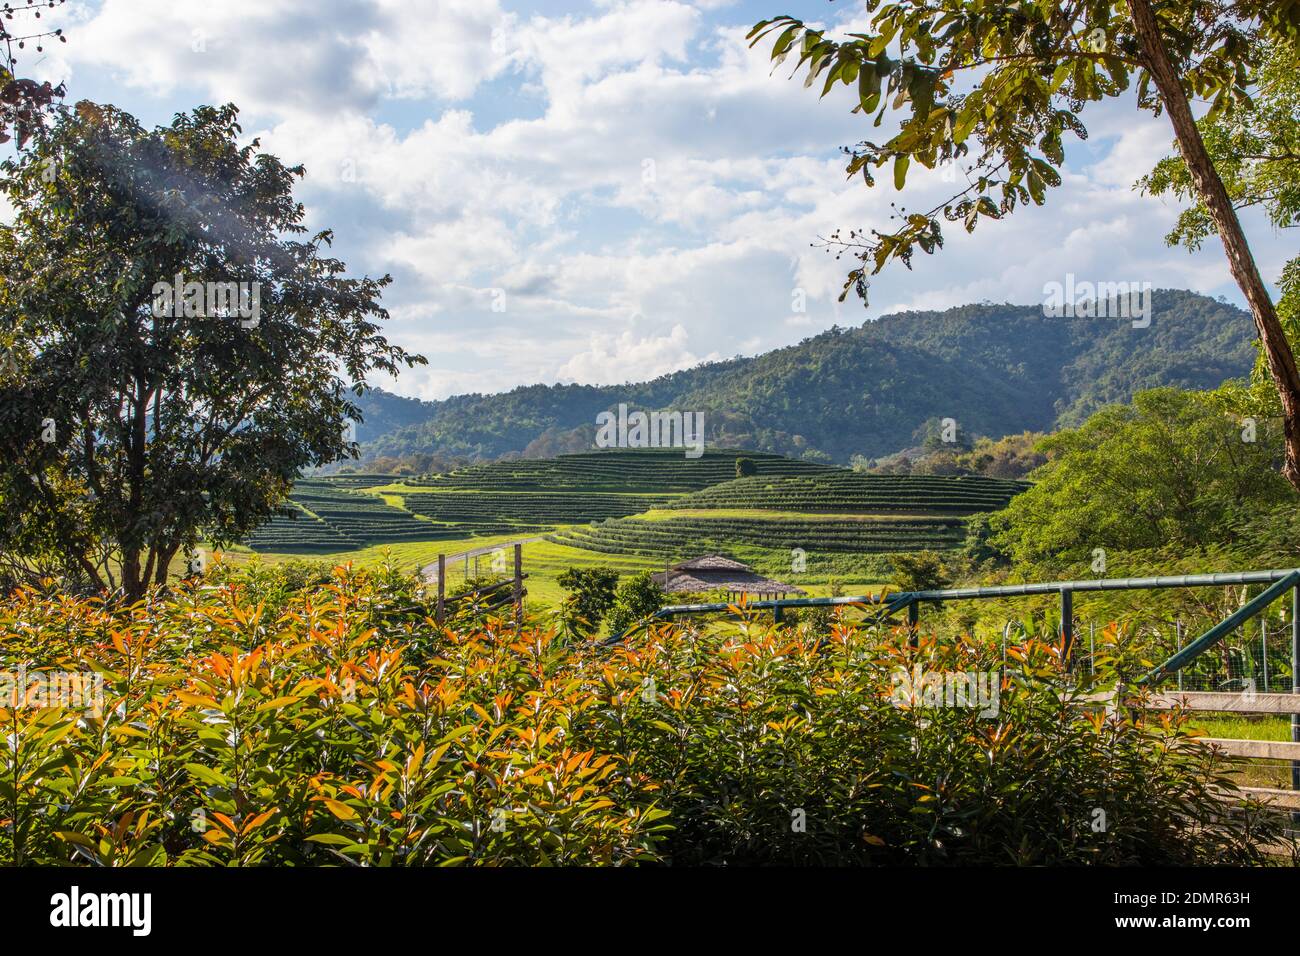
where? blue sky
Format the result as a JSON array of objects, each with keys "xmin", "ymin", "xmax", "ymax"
[{"xmin": 13, "ymin": 0, "xmax": 1293, "ymax": 402}]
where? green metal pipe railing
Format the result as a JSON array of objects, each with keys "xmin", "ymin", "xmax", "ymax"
[
  {"xmin": 615, "ymin": 566, "xmax": 1300, "ymax": 821},
  {"xmin": 1138, "ymin": 570, "xmax": 1300, "ymax": 685},
  {"xmin": 652, "ymin": 569, "xmax": 1299, "ymax": 618},
  {"xmin": 630, "ymin": 568, "xmax": 1300, "ymax": 689}
]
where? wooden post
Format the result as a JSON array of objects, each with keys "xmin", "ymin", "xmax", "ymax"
[
  {"xmin": 436, "ymin": 553, "xmax": 445, "ymax": 625},
  {"xmin": 774, "ymin": 603, "xmax": 784, "ymax": 625},
  {"xmin": 1292, "ymin": 584, "xmax": 1299, "ymax": 822},
  {"xmin": 1060, "ymin": 589, "xmax": 1074, "ymax": 669},
  {"xmin": 1176, "ymin": 620, "xmax": 1183, "ymax": 691},
  {"xmin": 907, "ymin": 600, "xmax": 919, "ymax": 647},
  {"xmin": 1090, "ymin": 621, "xmax": 1096, "ymax": 677},
  {"xmin": 513, "ymin": 543, "xmax": 523, "ymax": 626}
]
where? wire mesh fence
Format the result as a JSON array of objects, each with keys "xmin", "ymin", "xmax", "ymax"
[
  {"xmin": 1048, "ymin": 616, "xmax": 1299, "ymax": 694},
  {"xmin": 991, "ymin": 610, "xmax": 1300, "ymax": 834}
]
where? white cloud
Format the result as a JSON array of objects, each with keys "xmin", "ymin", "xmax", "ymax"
[
  {"xmin": 70, "ymin": 0, "xmax": 511, "ymax": 115},
  {"xmin": 556, "ymin": 323, "xmax": 716, "ymax": 384},
  {"xmin": 40, "ymin": 0, "xmax": 1292, "ymax": 402}
]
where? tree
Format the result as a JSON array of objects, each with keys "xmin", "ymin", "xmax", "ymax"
[
  {"xmin": 958, "ymin": 431, "xmax": 1048, "ymax": 478},
  {"xmin": 891, "ymin": 550, "xmax": 952, "ymax": 592},
  {"xmin": 986, "ymin": 388, "xmax": 1294, "ymax": 568},
  {"xmin": 606, "ymin": 571, "xmax": 666, "ymax": 636},
  {"xmin": 1140, "ymin": 36, "xmax": 1300, "ymax": 420},
  {"xmin": 0, "ymin": 102, "xmax": 424, "ymax": 599},
  {"xmin": 750, "ymin": 2, "xmax": 1300, "ymax": 490},
  {"xmin": 556, "ymin": 566, "xmax": 621, "ymax": 635},
  {"xmin": 735, "ymin": 456, "xmax": 758, "ymax": 477},
  {"xmin": 0, "ymin": 1, "xmax": 66, "ymax": 150}
]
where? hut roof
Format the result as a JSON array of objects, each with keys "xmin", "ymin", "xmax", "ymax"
[
  {"xmin": 671, "ymin": 554, "xmax": 751, "ymax": 572},
  {"xmin": 651, "ymin": 554, "xmax": 805, "ymax": 596}
]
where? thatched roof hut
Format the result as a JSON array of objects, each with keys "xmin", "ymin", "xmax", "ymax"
[{"xmin": 651, "ymin": 554, "xmax": 805, "ymax": 601}]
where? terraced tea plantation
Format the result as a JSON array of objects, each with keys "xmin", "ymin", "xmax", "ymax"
[
  {"xmin": 316, "ymin": 474, "xmax": 397, "ymax": 490},
  {"xmin": 548, "ymin": 513, "xmax": 968, "ymax": 558},
  {"xmin": 670, "ymin": 473, "xmax": 1029, "ymax": 514},
  {"xmin": 291, "ymin": 484, "xmax": 448, "ymax": 545},
  {"xmin": 238, "ymin": 454, "xmax": 1031, "ymax": 571},
  {"xmin": 242, "ymin": 501, "xmax": 364, "ymax": 553},
  {"xmin": 242, "ymin": 481, "xmax": 531, "ymax": 553},
  {"xmin": 404, "ymin": 490, "xmax": 672, "ymax": 524},
  {"xmin": 409, "ymin": 448, "xmax": 836, "ymax": 492}
]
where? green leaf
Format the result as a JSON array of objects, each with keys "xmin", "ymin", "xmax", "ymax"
[
  {"xmin": 894, "ymin": 154, "xmax": 910, "ymax": 190},
  {"xmin": 306, "ymin": 833, "xmax": 360, "ymax": 847}
]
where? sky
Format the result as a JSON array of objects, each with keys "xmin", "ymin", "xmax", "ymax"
[{"xmin": 10, "ymin": 0, "xmax": 1294, "ymax": 402}]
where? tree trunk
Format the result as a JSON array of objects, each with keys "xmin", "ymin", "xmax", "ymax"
[
  {"xmin": 121, "ymin": 377, "xmax": 151, "ymax": 603},
  {"xmin": 1126, "ymin": 0, "xmax": 1300, "ymax": 491}
]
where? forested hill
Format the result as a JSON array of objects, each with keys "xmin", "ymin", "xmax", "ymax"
[{"xmin": 361, "ymin": 290, "xmax": 1256, "ymax": 465}]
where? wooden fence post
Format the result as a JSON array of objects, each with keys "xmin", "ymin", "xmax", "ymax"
[
  {"xmin": 436, "ymin": 553, "xmax": 445, "ymax": 625},
  {"xmin": 1060, "ymin": 588, "xmax": 1074, "ymax": 669},
  {"xmin": 513, "ymin": 543, "xmax": 523, "ymax": 626},
  {"xmin": 907, "ymin": 600, "xmax": 919, "ymax": 647},
  {"xmin": 1292, "ymin": 583, "xmax": 1299, "ymax": 822}
]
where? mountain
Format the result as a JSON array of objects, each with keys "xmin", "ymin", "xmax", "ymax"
[
  {"xmin": 358, "ymin": 290, "xmax": 1257, "ymax": 465},
  {"xmin": 348, "ymin": 388, "xmax": 436, "ymax": 443}
]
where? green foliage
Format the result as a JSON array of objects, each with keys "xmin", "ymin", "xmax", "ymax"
[
  {"xmin": 408, "ymin": 448, "xmax": 831, "ymax": 491},
  {"xmin": 557, "ymin": 566, "xmax": 621, "ymax": 636},
  {"xmin": 404, "ymin": 489, "xmax": 666, "ymax": 524},
  {"xmin": 916, "ymin": 416, "xmax": 971, "ymax": 453},
  {"xmin": 627, "ymin": 623, "xmax": 1289, "ymax": 865},
  {"xmin": 988, "ymin": 388, "xmax": 1295, "ymax": 567},
  {"xmin": 957, "ymin": 432, "xmax": 1050, "ymax": 478},
  {"xmin": 961, "ymin": 512, "xmax": 1008, "ymax": 568},
  {"xmin": 671, "ymin": 472, "xmax": 1027, "ymax": 513},
  {"xmin": 871, "ymin": 431, "xmax": 1049, "ymax": 478},
  {"xmin": 606, "ymin": 571, "xmax": 666, "ymax": 636},
  {"xmin": 1142, "ymin": 36, "xmax": 1300, "ymax": 423},
  {"xmin": 735, "ymin": 456, "xmax": 758, "ymax": 478},
  {"xmin": 551, "ymin": 513, "xmax": 968, "ymax": 558},
  {"xmin": 0, "ymin": 102, "xmax": 422, "ymax": 598},
  {"xmin": 793, "ymin": 578, "xmax": 845, "ymax": 635},
  {"xmin": 891, "ymin": 550, "xmax": 952, "ymax": 592},
  {"xmin": 204, "ymin": 557, "xmax": 337, "ymax": 611},
  {"xmin": 1140, "ymin": 37, "xmax": 1300, "ymax": 253},
  {"xmin": 748, "ymin": 2, "xmax": 1285, "ymax": 303},
  {"xmin": 0, "ymin": 568, "xmax": 1291, "ymax": 865}
]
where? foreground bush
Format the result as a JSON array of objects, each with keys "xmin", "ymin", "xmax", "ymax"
[{"xmin": 0, "ymin": 567, "xmax": 1291, "ymax": 865}]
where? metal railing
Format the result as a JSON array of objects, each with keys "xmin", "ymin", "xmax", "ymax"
[
  {"xmin": 636, "ymin": 567, "xmax": 1300, "ymax": 817},
  {"xmin": 649, "ymin": 568, "xmax": 1300, "ymax": 677}
]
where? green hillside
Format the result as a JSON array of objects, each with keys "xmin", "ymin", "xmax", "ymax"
[
  {"xmin": 244, "ymin": 450, "xmax": 842, "ymax": 553},
  {"xmin": 410, "ymin": 448, "xmax": 836, "ymax": 492},
  {"xmin": 671, "ymin": 473, "xmax": 1030, "ymax": 514},
  {"xmin": 241, "ymin": 454, "xmax": 1030, "ymax": 559},
  {"xmin": 403, "ymin": 491, "xmax": 672, "ymax": 523},
  {"xmin": 244, "ymin": 480, "xmax": 533, "ymax": 553},
  {"xmin": 548, "ymin": 512, "xmax": 968, "ymax": 558},
  {"xmin": 358, "ymin": 290, "xmax": 1254, "ymax": 464}
]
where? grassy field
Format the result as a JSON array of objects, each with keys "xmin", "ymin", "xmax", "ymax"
[
  {"xmin": 227, "ymin": 451, "xmax": 1020, "ymax": 612},
  {"xmin": 1191, "ymin": 714, "xmax": 1294, "ymax": 741},
  {"xmin": 218, "ymin": 527, "xmax": 552, "ymax": 576}
]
